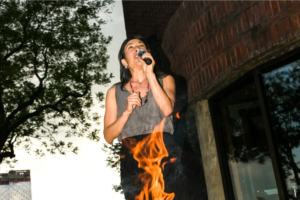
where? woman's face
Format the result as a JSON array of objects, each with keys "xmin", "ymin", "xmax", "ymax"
[{"xmin": 121, "ymin": 39, "xmax": 147, "ymax": 69}]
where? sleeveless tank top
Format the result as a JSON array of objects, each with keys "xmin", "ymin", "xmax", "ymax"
[{"xmin": 115, "ymin": 78, "xmax": 174, "ymax": 142}]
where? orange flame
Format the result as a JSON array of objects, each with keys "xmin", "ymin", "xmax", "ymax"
[
  {"xmin": 175, "ymin": 112, "xmax": 180, "ymax": 119},
  {"xmin": 162, "ymin": 158, "xmax": 177, "ymax": 170},
  {"xmin": 123, "ymin": 118, "xmax": 175, "ymax": 200}
]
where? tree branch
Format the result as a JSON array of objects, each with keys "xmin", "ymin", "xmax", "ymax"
[
  {"xmin": 0, "ymin": 142, "xmax": 15, "ymax": 163},
  {"xmin": 7, "ymin": 82, "xmax": 89, "ymax": 134}
]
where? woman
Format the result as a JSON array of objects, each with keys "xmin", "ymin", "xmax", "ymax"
[{"xmin": 104, "ymin": 36, "xmax": 187, "ymax": 199}]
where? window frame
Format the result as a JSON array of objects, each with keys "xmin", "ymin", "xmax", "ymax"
[{"xmin": 208, "ymin": 49, "xmax": 300, "ymax": 200}]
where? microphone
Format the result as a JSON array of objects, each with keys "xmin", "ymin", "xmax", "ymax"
[{"xmin": 137, "ymin": 49, "xmax": 152, "ymax": 65}]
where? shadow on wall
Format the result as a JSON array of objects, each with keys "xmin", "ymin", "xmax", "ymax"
[{"xmin": 147, "ymin": 34, "xmax": 208, "ymax": 200}]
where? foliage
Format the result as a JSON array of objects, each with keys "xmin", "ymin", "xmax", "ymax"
[
  {"xmin": 102, "ymin": 142, "xmax": 122, "ymax": 193},
  {"xmin": 0, "ymin": 0, "xmax": 114, "ymax": 163}
]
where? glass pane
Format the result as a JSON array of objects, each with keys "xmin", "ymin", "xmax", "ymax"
[
  {"xmin": 262, "ymin": 60, "xmax": 300, "ymax": 199},
  {"xmin": 218, "ymin": 81, "xmax": 279, "ymax": 200}
]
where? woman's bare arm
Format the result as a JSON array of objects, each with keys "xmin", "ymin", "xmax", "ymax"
[
  {"xmin": 147, "ymin": 74, "xmax": 175, "ymax": 116},
  {"xmin": 103, "ymin": 85, "xmax": 141, "ymax": 144}
]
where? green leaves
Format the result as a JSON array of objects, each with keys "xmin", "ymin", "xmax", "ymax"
[{"xmin": 0, "ymin": 0, "xmax": 114, "ymax": 163}]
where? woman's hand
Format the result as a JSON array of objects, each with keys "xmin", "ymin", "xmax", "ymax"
[
  {"xmin": 139, "ymin": 51, "xmax": 155, "ymax": 78},
  {"xmin": 126, "ymin": 92, "xmax": 141, "ymax": 113}
]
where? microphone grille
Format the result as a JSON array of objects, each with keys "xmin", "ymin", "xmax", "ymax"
[{"xmin": 137, "ymin": 49, "xmax": 146, "ymax": 57}]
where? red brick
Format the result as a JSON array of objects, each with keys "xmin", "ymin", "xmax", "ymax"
[
  {"xmin": 246, "ymin": 9, "xmax": 255, "ymax": 29},
  {"xmin": 200, "ymin": 72, "xmax": 205, "ymax": 87},
  {"xmin": 225, "ymin": 1, "xmax": 233, "ymax": 13},
  {"xmin": 261, "ymin": 14, "xmax": 282, "ymax": 28},
  {"xmin": 278, "ymin": 1, "xmax": 286, "ymax": 12},
  {"xmin": 217, "ymin": 30, "xmax": 224, "ymax": 47},
  {"xmin": 212, "ymin": 61, "xmax": 218, "ymax": 77},
  {"xmin": 192, "ymin": 50, "xmax": 199, "ymax": 68},
  {"xmin": 242, "ymin": 31, "xmax": 252, "ymax": 41},
  {"xmin": 232, "ymin": 20, "xmax": 239, "ymax": 36},
  {"xmin": 270, "ymin": 25, "xmax": 279, "ymax": 45},
  {"xmin": 208, "ymin": 65, "xmax": 214, "ymax": 82},
  {"xmin": 235, "ymin": 45, "xmax": 243, "ymax": 65},
  {"xmin": 215, "ymin": 4, "xmax": 222, "ymax": 22},
  {"xmin": 271, "ymin": 1, "xmax": 280, "ymax": 14},
  {"xmin": 214, "ymin": 48, "xmax": 225, "ymax": 59},
  {"xmin": 219, "ymin": 1, "xmax": 227, "ymax": 17},
  {"xmin": 252, "ymin": 5, "xmax": 260, "ymax": 25},
  {"xmin": 265, "ymin": 1, "xmax": 273, "ymax": 17},
  {"xmin": 196, "ymin": 47, "xmax": 202, "ymax": 66},
  {"xmin": 205, "ymin": 67, "xmax": 211, "ymax": 83},
  {"xmin": 197, "ymin": 19, "xmax": 203, "ymax": 36},
  {"xmin": 286, "ymin": 0, "xmax": 297, "ymax": 8},
  {"xmin": 192, "ymin": 78, "xmax": 196, "ymax": 95},
  {"xmin": 257, "ymin": 32, "xmax": 265, "ymax": 53},
  {"xmin": 228, "ymin": 37, "xmax": 242, "ymax": 48},
  {"xmin": 254, "ymin": 37, "xmax": 260, "ymax": 55},
  {"xmin": 230, "ymin": 48, "xmax": 237, "ymax": 67},
  {"xmin": 195, "ymin": 76, "xmax": 200, "ymax": 94},
  {"xmin": 210, "ymin": 6, "xmax": 217, "ymax": 24},
  {"xmin": 286, "ymin": 4, "xmax": 300, "ymax": 18},
  {"xmin": 283, "ymin": 18, "xmax": 293, "ymax": 40},
  {"xmin": 202, "ymin": 68, "xmax": 207, "ymax": 85},
  {"xmin": 276, "ymin": 21, "xmax": 286, "ymax": 43},
  {"xmin": 238, "ymin": 1, "xmax": 254, "ymax": 13},
  {"xmin": 246, "ymin": 38, "xmax": 254, "ymax": 58},
  {"xmin": 202, "ymin": 57, "xmax": 212, "ymax": 69},
  {"xmin": 236, "ymin": 17, "xmax": 243, "ymax": 34},
  {"xmin": 199, "ymin": 17, "xmax": 206, "ymax": 34},
  {"xmin": 258, "ymin": 2, "xmax": 267, "ymax": 22},
  {"xmin": 191, "ymin": 55, "xmax": 196, "ymax": 71},
  {"xmin": 200, "ymin": 44, "xmax": 206, "ymax": 65},
  {"xmin": 240, "ymin": 13, "xmax": 249, "ymax": 32},
  {"xmin": 194, "ymin": 65, "xmax": 202, "ymax": 77},
  {"xmin": 216, "ymin": 57, "xmax": 223, "ymax": 74},
  {"xmin": 220, "ymin": 27, "xmax": 227, "ymax": 46},
  {"xmin": 240, "ymin": 42, "xmax": 249, "ymax": 62},
  {"xmin": 200, "ymin": 72, "xmax": 205, "ymax": 88},
  {"xmin": 214, "ymin": 34, "xmax": 219, "ymax": 49},
  {"xmin": 226, "ymin": 23, "xmax": 233, "ymax": 41},
  {"xmin": 210, "ymin": 37, "xmax": 216, "ymax": 53},
  {"xmin": 264, "ymin": 28, "xmax": 273, "ymax": 49},
  {"xmin": 226, "ymin": 52, "xmax": 232, "ymax": 68},
  {"xmin": 203, "ymin": 14, "xmax": 209, "ymax": 32},
  {"xmin": 290, "ymin": 14, "xmax": 300, "ymax": 36},
  {"xmin": 221, "ymin": 55, "xmax": 228, "ymax": 71},
  {"xmin": 197, "ymin": 74, "xmax": 202, "ymax": 92},
  {"xmin": 205, "ymin": 40, "xmax": 211, "ymax": 56}
]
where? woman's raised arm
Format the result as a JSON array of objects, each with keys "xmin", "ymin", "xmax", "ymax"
[
  {"xmin": 103, "ymin": 85, "xmax": 141, "ymax": 143},
  {"xmin": 148, "ymin": 74, "xmax": 175, "ymax": 116}
]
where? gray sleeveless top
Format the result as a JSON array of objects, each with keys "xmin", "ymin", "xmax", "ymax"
[{"xmin": 116, "ymin": 78, "xmax": 174, "ymax": 141}]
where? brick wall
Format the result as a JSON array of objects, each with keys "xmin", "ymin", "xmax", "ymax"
[{"xmin": 162, "ymin": 1, "xmax": 300, "ymax": 102}]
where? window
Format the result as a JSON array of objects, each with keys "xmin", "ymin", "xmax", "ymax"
[{"xmin": 211, "ymin": 57, "xmax": 300, "ymax": 200}]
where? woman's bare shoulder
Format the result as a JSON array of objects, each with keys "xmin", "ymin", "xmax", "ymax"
[
  {"xmin": 106, "ymin": 84, "xmax": 117, "ymax": 100},
  {"xmin": 162, "ymin": 75, "xmax": 175, "ymax": 85}
]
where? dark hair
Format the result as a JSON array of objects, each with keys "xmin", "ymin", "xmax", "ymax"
[{"xmin": 118, "ymin": 36, "xmax": 167, "ymax": 90}]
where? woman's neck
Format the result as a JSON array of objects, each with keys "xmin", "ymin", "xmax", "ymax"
[{"xmin": 130, "ymin": 69, "xmax": 147, "ymax": 83}]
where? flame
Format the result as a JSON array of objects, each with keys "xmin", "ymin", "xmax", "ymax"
[
  {"xmin": 162, "ymin": 158, "xmax": 177, "ymax": 170},
  {"xmin": 175, "ymin": 112, "xmax": 180, "ymax": 119},
  {"xmin": 120, "ymin": 154, "xmax": 125, "ymax": 159},
  {"xmin": 123, "ymin": 118, "xmax": 175, "ymax": 200}
]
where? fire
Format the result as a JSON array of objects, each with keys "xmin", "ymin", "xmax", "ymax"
[
  {"xmin": 175, "ymin": 112, "xmax": 180, "ymax": 119},
  {"xmin": 123, "ymin": 118, "xmax": 175, "ymax": 200}
]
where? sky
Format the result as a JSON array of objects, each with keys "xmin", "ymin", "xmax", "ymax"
[{"xmin": 0, "ymin": 1, "xmax": 126, "ymax": 199}]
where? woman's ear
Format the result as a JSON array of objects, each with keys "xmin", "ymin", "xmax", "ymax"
[{"xmin": 121, "ymin": 59, "xmax": 128, "ymax": 68}]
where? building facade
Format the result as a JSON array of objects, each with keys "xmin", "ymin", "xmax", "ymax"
[
  {"xmin": 0, "ymin": 170, "xmax": 32, "ymax": 200},
  {"xmin": 122, "ymin": 1, "xmax": 300, "ymax": 200}
]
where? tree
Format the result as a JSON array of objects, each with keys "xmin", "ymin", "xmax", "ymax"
[{"xmin": 0, "ymin": 0, "xmax": 114, "ymax": 164}]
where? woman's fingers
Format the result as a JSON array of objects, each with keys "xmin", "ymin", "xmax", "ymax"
[{"xmin": 127, "ymin": 93, "xmax": 141, "ymax": 107}]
